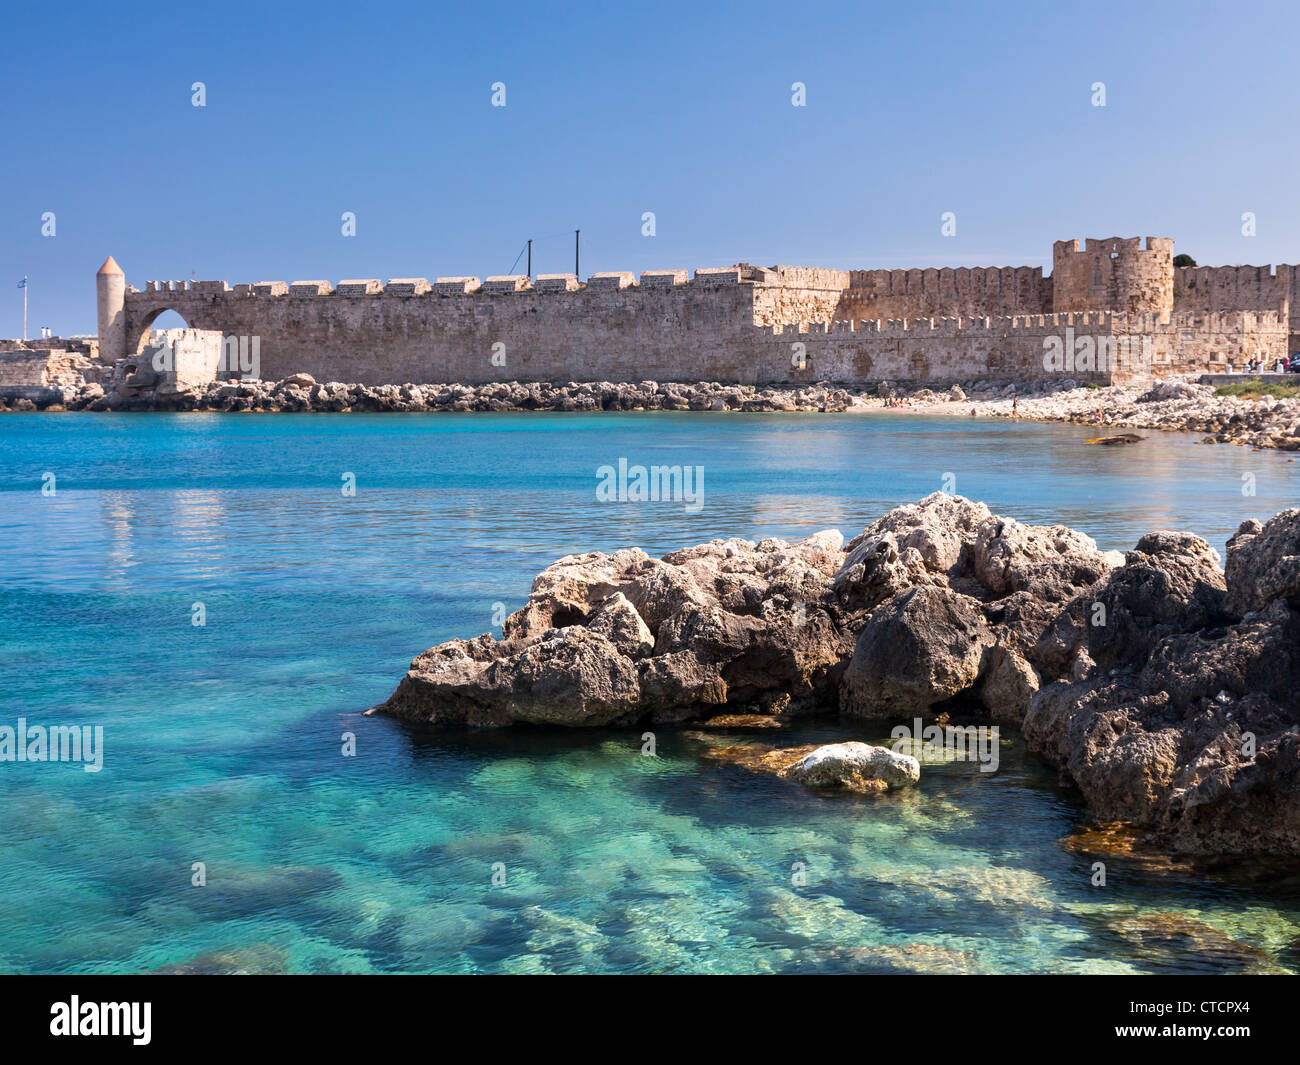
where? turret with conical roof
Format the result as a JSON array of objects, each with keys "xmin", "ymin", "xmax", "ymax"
[{"xmin": 97, "ymin": 255, "xmax": 126, "ymax": 359}]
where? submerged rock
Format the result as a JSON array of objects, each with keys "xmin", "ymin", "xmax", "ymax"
[
  {"xmin": 1058, "ymin": 821, "xmax": 1196, "ymax": 874},
  {"xmin": 1105, "ymin": 912, "xmax": 1281, "ymax": 974},
  {"xmin": 883, "ymin": 864, "xmax": 1058, "ymax": 913},
  {"xmin": 695, "ymin": 741, "xmax": 821, "ymax": 776},
  {"xmin": 692, "ymin": 713, "xmax": 790, "ymax": 730},
  {"xmin": 813, "ymin": 941, "xmax": 985, "ymax": 974},
  {"xmin": 152, "ymin": 944, "xmax": 289, "ymax": 976}
]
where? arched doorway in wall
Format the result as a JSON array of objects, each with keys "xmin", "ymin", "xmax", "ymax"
[{"xmin": 131, "ymin": 307, "xmax": 191, "ymax": 356}]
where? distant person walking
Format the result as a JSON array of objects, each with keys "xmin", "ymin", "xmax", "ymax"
[{"xmin": 1012, "ymin": 394, "xmax": 1019, "ymax": 418}]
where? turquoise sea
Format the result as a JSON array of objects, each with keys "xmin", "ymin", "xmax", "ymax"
[{"xmin": 2, "ymin": 411, "xmax": 1299, "ymax": 975}]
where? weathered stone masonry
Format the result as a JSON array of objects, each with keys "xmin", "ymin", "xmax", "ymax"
[{"xmin": 95, "ymin": 236, "xmax": 1296, "ymax": 391}]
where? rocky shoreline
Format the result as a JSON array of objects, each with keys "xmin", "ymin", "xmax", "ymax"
[
  {"xmin": 0, "ymin": 376, "xmax": 872, "ymax": 415},
  {"xmin": 5, "ymin": 371, "xmax": 1298, "ymax": 451},
  {"xmin": 929, "ymin": 378, "xmax": 1300, "ymax": 453},
  {"xmin": 373, "ymin": 494, "xmax": 1300, "ymax": 856}
]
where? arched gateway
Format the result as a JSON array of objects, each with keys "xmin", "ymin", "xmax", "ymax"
[{"xmin": 97, "ymin": 257, "xmax": 231, "ymax": 359}]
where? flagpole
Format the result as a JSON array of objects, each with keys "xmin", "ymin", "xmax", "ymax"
[{"xmin": 22, "ymin": 277, "xmax": 27, "ymax": 341}]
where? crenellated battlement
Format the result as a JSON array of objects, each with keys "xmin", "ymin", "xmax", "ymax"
[
  {"xmin": 137, "ymin": 266, "xmax": 793, "ymax": 299},
  {"xmin": 100, "ymin": 234, "xmax": 1295, "ymax": 389},
  {"xmin": 1052, "ymin": 235, "xmax": 1175, "ymax": 317},
  {"xmin": 1053, "ymin": 236, "xmax": 1174, "ymax": 258},
  {"xmin": 845, "ymin": 265, "xmax": 1046, "ymax": 296},
  {"xmin": 777, "ymin": 311, "xmax": 1115, "ymax": 336},
  {"xmin": 771, "ymin": 308, "xmax": 1284, "ymax": 337}
]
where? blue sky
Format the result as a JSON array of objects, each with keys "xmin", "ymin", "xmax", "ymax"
[{"xmin": 1, "ymin": 0, "xmax": 1296, "ymax": 335}]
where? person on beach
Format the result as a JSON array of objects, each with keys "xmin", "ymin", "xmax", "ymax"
[{"xmin": 1012, "ymin": 394, "xmax": 1019, "ymax": 417}]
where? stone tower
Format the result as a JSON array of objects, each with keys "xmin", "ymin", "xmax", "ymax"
[
  {"xmin": 1051, "ymin": 237, "xmax": 1174, "ymax": 319},
  {"xmin": 96, "ymin": 256, "xmax": 126, "ymax": 360}
]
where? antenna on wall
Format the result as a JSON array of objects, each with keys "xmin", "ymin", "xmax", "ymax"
[
  {"xmin": 526, "ymin": 239, "xmax": 532, "ymax": 280},
  {"xmin": 575, "ymin": 230, "xmax": 580, "ymax": 279}
]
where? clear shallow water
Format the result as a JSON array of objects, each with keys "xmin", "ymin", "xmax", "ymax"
[{"xmin": 1, "ymin": 411, "xmax": 1299, "ymax": 974}]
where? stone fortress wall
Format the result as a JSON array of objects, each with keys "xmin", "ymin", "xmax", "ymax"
[
  {"xmin": 1052, "ymin": 237, "xmax": 1174, "ymax": 316},
  {"xmin": 1174, "ymin": 262, "xmax": 1300, "ymax": 346},
  {"xmin": 95, "ymin": 235, "xmax": 1298, "ymax": 392},
  {"xmin": 0, "ymin": 336, "xmax": 106, "ymax": 403},
  {"xmin": 777, "ymin": 309, "xmax": 1286, "ymax": 384},
  {"xmin": 836, "ymin": 266, "xmax": 1052, "ymax": 322}
]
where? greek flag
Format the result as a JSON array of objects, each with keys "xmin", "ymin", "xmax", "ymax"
[{"xmin": 17, "ymin": 276, "xmax": 26, "ymax": 288}]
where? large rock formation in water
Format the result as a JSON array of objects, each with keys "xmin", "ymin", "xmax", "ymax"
[
  {"xmin": 379, "ymin": 530, "xmax": 853, "ymax": 727},
  {"xmin": 376, "ymin": 494, "xmax": 1300, "ymax": 855},
  {"xmin": 1023, "ymin": 510, "xmax": 1300, "ymax": 856}
]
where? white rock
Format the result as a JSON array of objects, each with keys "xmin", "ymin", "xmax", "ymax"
[{"xmin": 779, "ymin": 741, "xmax": 920, "ymax": 790}]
